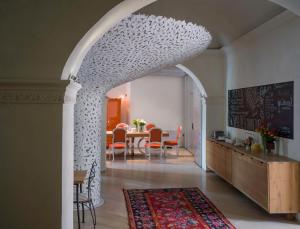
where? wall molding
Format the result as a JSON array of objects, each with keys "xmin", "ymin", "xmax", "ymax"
[
  {"xmin": 64, "ymin": 81, "xmax": 82, "ymax": 104},
  {"xmin": 0, "ymin": 80, "xmax": 70, "ymax": 104}
]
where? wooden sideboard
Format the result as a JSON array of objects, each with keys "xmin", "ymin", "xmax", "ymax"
[{"xmin": 207, "ymin": 138, "xmax": 300, "ymax": 214}]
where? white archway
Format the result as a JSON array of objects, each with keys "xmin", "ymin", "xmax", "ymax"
[
  {"xmin": 176, "ymin": 64, "xmax": 207, "ymax": 170},
  {"xmin": 61, "ymin": 2, "xmax": 157, "ymax": 228}
]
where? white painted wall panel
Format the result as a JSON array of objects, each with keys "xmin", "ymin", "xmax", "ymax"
[{"xmin": 130, "ymin": 75, "xmax": 185, "ymax": 132}]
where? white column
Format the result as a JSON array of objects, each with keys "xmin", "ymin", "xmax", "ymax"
[
  {"xmin": 100, "ymin": 98, "xmax": 107, "ymax": 172},
  {"xmin": 201, "ymin": 97, "xmax": 207, "ymax": 171},
  {"xmin": 74, "ymin": 87, "xmax": 105, "ymax": 207},
  {"xmin": 62, "ymin": 81, "xmax": 81, "ymax": 229}
]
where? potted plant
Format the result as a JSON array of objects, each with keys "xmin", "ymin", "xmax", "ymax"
[{"xmin": 255, "ymin": 123, "xmax": 277, "ymax": 153}]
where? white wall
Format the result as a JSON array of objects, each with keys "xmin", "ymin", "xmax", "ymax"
[
  {"xmin": 224, "ymin": 11, "xmax": 300, "ymax": 160},
  {"xmin": 106, "ymin": 83, "xmax": 130, "ymax": 98},
  {"xmin": 130, "ymin": 75, "xmax": 185, "ymax": 133}
]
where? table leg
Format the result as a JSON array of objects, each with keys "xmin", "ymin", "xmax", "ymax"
[
  {"xmin": 137, "ymin": 137, "xmax": 145, "ymax": 154},
  {"xmin": 80, "ymin": 183, "xmax": 82, "ymax": 193},
  {"xmin": 76, "ymin": 184, "xmax": 81, "ymax": 229},
  {"xmin": 131, "ymin": 137, "xmax": 135, "ymax": 157}
]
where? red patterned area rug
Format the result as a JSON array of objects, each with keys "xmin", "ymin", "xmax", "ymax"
[{"xmin": 123, "ymin": 187, "xmax": 236, "ymax": 229}]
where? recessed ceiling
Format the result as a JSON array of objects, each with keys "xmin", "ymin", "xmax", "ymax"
[{"xmin": 139, "ymin": 0, "xmax": 284, "ymax": 49}]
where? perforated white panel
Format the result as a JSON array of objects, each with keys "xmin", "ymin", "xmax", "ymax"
[{"xmin": 74, "ymin": 14, "xmax": 211, "ymax": 205}]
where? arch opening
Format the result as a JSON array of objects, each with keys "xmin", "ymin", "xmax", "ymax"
[
  {"xmin": 72, "ymin": 13, "xmax": 211, "ymax": 207},
  {"xmin": 62, "ymin": 10, "xmax": 211, "ymax": 229},
  {"xmin": 101, "ymin": 64, "xmax": 207, "ymax": 171}
]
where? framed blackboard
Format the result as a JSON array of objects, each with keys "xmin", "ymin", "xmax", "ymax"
[{"xmin": 228, "ymin": 81, "xmax": 294, "ymax": 139}]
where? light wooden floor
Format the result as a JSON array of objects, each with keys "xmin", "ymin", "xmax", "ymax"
[{"xmin": 74, "ymin": 148, "xmax": 300, "ymax": 229}]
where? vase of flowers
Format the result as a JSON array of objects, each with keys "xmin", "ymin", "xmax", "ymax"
[
  {"xmin": 132, "ymin": 119, "xmax": 147, "ymax": 132},
  {"xmin": 255, "ymin": 124, "xmax": 277, "ymax": 154},
  {"xmin": 132, "ymin": 119, "xmax": 139, "ymax": 131},
  {"xmin": 138, "ymin": 119, "xmax": 146, "ymax": 132}
]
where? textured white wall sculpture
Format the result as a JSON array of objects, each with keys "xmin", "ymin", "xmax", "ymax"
[{"xmin": 74, "ymin": 14, "xmax": 211, "ymax": 206}]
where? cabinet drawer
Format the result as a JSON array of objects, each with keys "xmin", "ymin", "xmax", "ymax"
[{"xmin": 247, "ymin": 157, "xmax": 268, "ymax": 209}]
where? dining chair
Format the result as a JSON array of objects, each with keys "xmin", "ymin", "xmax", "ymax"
[
  {"xmin": 116, "ymin": 123, "xmax": 131, "ymax": 148},
  {"xmin": 116, "ymin": 122, "xmax": 129, "ymax": 130},
  {"xmin": 144, "ymin": 123, "xmax": 156, "ymax": 143},
  {"xmin": 145, "ymin": 123, "xmax": 156, "ymax": 131},
  {"xmin": 74, "ymin": 160, "xmax": 97, "ymax": 228},
  {"xmin": 144, "ymin": 128, "xmax": 163, "ymax": 160},
  {"xmin": 109, "ymin": 128, "xmax": 128, "ymax": 160},
  {"xmin": 163, "ymin": 126, "xmax": 182, "ymax": 157}
]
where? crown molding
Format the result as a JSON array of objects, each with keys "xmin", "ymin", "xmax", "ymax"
[{"xmin": 0, "ymin": 80, "xmax": 75, "ymax": 104}]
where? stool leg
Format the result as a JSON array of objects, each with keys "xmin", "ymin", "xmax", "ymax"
[{"xmin": 81, "ymin": 203, "xmax": 85, "ymax": 223}]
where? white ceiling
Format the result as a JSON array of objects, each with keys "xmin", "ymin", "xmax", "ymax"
[{"xmin": 139, "ymin": 0, "xmax": 284, "ymax": 49}]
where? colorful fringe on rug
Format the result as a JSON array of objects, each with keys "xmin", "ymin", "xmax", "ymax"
[{"xmin": 123, "ymin": 187, "xmax": 236, "ymax": 229}]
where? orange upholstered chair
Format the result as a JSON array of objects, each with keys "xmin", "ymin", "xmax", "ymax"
[
  {"xmin": 109, "ymin": 128, "xmax": 128, "ymax": 161},
  {"xmin": 144, "ymin": 128, "xmax": 163, "ymax": 160},
  {"xmin": 116, "ymin": 123, "xmax": 129, "ymax": 130},
  {"xmin": 144, "ymin": 123, "xmax": 156, "ymax": 143},
  {"xmin": 145, "ymin": 123, "xmax": 156, "ymax": 131},
  {"xmin": 116, "ymin": 123, "xmax": 131, "ymax": 146},
  {"xmin": 163, "ymin": 126, "xmax": 182, "ymax": 157}
]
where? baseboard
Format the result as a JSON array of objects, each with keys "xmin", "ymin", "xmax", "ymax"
[{"xmin": 296, "ymin": 213, "xmax": 300, "ymax": 222}]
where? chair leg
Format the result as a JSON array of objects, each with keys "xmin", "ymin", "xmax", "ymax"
[
  {"xmin": 163, "ymin": 145, "xmax": 166, "ymax": 158},
  {"xmin": 160, "ymin": 147, "xmax": 162, "ymax": 160},
  {"xmin": 176, "ymin": 145, "xmax": 179, "ymax": 157},
  {"xmin": 112, "ymin": 147, "xmax": 115, "ymax": 161},
  {"xmin": 124, "ymin": 147, "xmax": 127, "ymax": 161},
  {"xmin": 81, "ymin": 203, "xmax": 85, "ymax": 223},
  {"xmin": 91, "ymin": 201, "xmax": 96, "ymax": 225},
  {"xmin": 89, "ymin": 201, "xmax": 96, "ymax": 227}
]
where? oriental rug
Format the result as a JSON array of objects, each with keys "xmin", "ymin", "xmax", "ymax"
[{"xmin": 123, "ymin": 187, "xmax": 235, "ymax": 229}]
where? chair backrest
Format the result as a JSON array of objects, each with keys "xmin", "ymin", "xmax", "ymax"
[
  {"xmin": 149, "ymin": 128, "xmax": 162, "ymax": 143},
  {"xmin": 145, "ymin": 123, "xmax": 156, "ymax": 131},
  {"xmin": 87, "ymin": 160, "xmax": 97, "ymax": 200},
  {"xmin": 176, "ymin": 126, "xmax": 182, "ymax": 141},
  {"xmin": 116, "ymin": 123, "xmax": 129, "ymax": 130},
  {"xmin": 112, "ymin": 128, "xmax": 127, "ymax": 143}
]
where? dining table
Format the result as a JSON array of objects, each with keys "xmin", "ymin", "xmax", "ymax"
[
  {"xmin": 106, "ymin": 130, "xmax": 169, "ymax": 156},
  {"xmin": 74, "ymin": 170, "xmax": 87, "ymax": 229}
]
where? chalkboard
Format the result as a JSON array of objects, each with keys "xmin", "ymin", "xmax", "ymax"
[{"xmin": 228, "ymin": 81, "xmax": 294, "ymax": 139}]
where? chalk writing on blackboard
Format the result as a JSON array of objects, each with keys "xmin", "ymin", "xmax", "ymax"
[{"xmin": 228, "ymin": 81, "xmax": 293, "ymax": 139}]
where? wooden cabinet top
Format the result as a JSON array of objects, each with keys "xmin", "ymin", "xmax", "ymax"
[{"xmin": 207, "ymin": 138, "xmax": 298, "ymax": 163}]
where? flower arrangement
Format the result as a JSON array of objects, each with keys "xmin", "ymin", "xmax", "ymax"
[
  {"xmin": 132, "ymin": 118, "xmax": 147, "ymax": 132},
  {"xmin": 132, "ymin": 118, "xmax": 139, "ymax": 129},
  {"xmin": 255, "ymin": 124, "xmax": 277, "ymax": 141},
  {"xmin": 139, "ymin": 119, "xmax": 146, "ymax": 128},
  {"xmin": 255, "ymin": 123, "xmax": 277, "ymax": 153}
]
